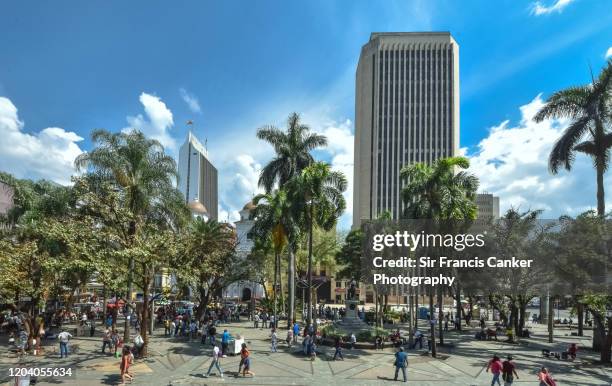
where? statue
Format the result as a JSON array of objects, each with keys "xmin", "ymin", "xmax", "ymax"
[{"xmin": 347, "ymin": 278, "xmax": 357, "ymax": 300}]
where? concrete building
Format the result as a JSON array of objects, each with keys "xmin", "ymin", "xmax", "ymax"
[
  {"xmin": 0, "ymin": 181, "xmax": 14, "ymax": 231},
  {"xmin": 476, "ymin": 193, "xmax": 500, "ymax": 219},
  {"xmin": 178, "ymin": 132, "xmax": 218, "ymax": 220},
  {"xmin": 0, "ymin": 181, "xmax": 14, "ymax": 216},
  {"xmin": 353, "ymin": 32, "xmax": 460, "ymax": 227}
]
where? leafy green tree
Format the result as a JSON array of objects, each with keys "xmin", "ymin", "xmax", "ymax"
[
  {"xmin": 256, "ymin": 113, "xmax": 327, "ymax": 325},
  {"xmin": 75, "ymin": 129, "xmax": 178, "ymax": 342},
  {"xmin": 550, "ymin": 212, "xmax": 611, "ymax": 362},
  {"xmin": 287, "ymin": 162, "xmax": 346, "ymax": 326},
  {"xmin": 534, "ymin": 59, "xmax": 612, "ymax": 216},
  {"xmin": 177, "ymin": 218, "xmax": 241, "ymax": 320},
  {"xmin": 400, "ymin": 156, "xmax": 479, "ymax": 356},
  {"xmin": 249, "ymin": 190, "xmax": 297, "ymax": 326},
  {"xmin": 335, "ymin": 229, "xmax": 364, "ymax": 280}
]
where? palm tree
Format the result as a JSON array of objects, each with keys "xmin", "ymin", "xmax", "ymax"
[
  {"xmin": 400, "ymin": 156, "xmax": 479, "ymax": 357},
  {"xmin": 256, "ymin": 113, "xmax": 327, "ymax": 327},
  {"xmin": 287, "ymin": 162, "xmax": 347, "ymax": 326},
  {"xmin": 534, "ymin": 59, "xmax": 612, "ymax": 216},
  {"xmin": 401, "ymin": 156, "xmax": 479, "ymax": 220},
  {"xmin": 75, "ymin": 129, "xmax": 178, "ymax": 342},
  {"xmin": 249, "ymin": 190, "xmax": 298, "ymax": 328}
]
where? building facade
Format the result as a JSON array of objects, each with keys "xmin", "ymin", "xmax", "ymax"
[
  {"xmin": 222, "ymin": 202, "xmax": 265, "ymax": 301},
  {"xmin": 353, "ymin": 32, "xmax": 460, "ymax": 227},
  {"xmin": 0, "ymin": 181, "xmax": 14, "ymax": 231},
  {"xmin": 476, "ymin": 193, "xmax": 500, "ymax": 219},
  {"xmin": 178, "ymin": 132, "xmax": 218, "ymax": 220}
]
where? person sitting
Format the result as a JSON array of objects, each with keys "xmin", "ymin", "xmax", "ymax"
[
  {"xmin": 486, "ymin": 327, "xmax": 498, "ymax": 341},
  {"xmin": 564, "ymin": 343, "xmax": 577, "ymax": 361}
]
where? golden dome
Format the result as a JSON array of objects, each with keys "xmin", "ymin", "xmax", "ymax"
[
  {"xmin": 243, "ymin": 201, "xmax": 257, "ymax": 211},
  {"xmin": 188, "ymin": 200, "xmax": 208, "ymax": 215}
]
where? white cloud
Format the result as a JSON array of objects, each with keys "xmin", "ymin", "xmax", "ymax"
[
  {"xmin": 0, "ymin": 96, "xmax": 83, "ymax": 185},
  {"xmin": 125, "ymin": 92, "xmax": 176, "ymax": 151},
  {"xmin": 216, "ymin": 153, "xmax": 263, "ymax": 224},
  {"xmin": 467, "ymin": 94, "xmax": 611, "ymax": 218},
  {"xmin": 314, "ymin": 119, "xmax": 354, "ymax": 230},
  {"xmin": 179, "ymin": 88, "xmax": 201, "ymax": 114},
  {"xmin": 530, "ymin": 0, "xmax": 575, "ymax": 15},
  {"xmin": 606, "ymin": 47, "xmax": 612, "ymax": 59}
]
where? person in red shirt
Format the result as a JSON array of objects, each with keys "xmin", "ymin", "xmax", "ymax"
[
  {"xmin": 120, "ymin": 346, "xmax": 134, "ymax": 385},
  {"xmin": 486, "ymin": 355, "xmax": 503, "ymax": 386},
  {"xmin": 537, "ymin": 367, "xmax": 556, "ymax": 386},
  {"xmin": 566, "ymin": 343, "xmax": 577, "ymax": 361},
  {"xmin": 501, "ymin": 355, "xmax": 519, "ymax": 385},
  {"xmin": 239, "ymin": 343, "xmax": 254, "ymax": 377}
]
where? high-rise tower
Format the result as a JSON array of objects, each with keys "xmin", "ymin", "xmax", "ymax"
[
  {"xmin": 353, "ymin": 32, "xmax": 460, "ymax": 227},
  {"xmin": 178, "ymin": 132, "xmax": 218, "ymax": 220}
]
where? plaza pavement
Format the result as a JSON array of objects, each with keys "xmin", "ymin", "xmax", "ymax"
[{"xmin": 0, "ymin": 319, "xmax": 610, "ymax": 385}]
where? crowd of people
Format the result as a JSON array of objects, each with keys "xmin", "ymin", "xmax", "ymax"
[{"xmin": 2, "ymin": 303, "xmax": 586, "ymax": 385}]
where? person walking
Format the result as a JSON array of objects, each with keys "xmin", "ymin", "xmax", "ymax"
[
  {"xmin": 270, "ymin": 328, "xmax": 278, "ymax": 352},
  {"xmin": 302, "ymin": 334, "xmax": 311, "ymax": 355},
  {"xmin": 164, "ymin": 318, "xmax": 171, "ymax": 336},
  {"xmin": 286, "ymin": 329, "xmax": 293, "ymax": 347},
  {"xmin": 221, "ymin": 329, "xmax": 230, "ymax": 357},
  {"xmin": 57, "ymin": 329, "xmax": 72, "ymax": 358},
  {"xmin": 240, "ymin": 343, "xmax": 255, "ymax": 377},
  {"xmin": 292, "ymin": 321, "xmax": 300, "ymax": 344},
  {"xmin": 333, "ymin": 336, "xmax": 344, "ymax": 361},
  {"xmin": 111, "ymin": 329, "xmax": 121, "ymax": 358},
  {"xmin": 208, "ymin": 324, "xmax": 217, "ymax": 346},
  {"xmin": 394, "ymin": 347, "xmax": 408, "ymax": 382},
  {"xmin": 189, "ymin": 320, "xmax": 198, "ymax": 341},
  {"xmin": 349, "ymin": 332, "xmax": 356, "ymax": 350},
  {"xmin": 486, "ymin": 355, "xmax": 503, "ymax": 386},
  {"xmin": 203, "ymin": 344, "xmax": 224, "ymax": 378},
  {"xmin": 119, "ymin": 346, "xmax": 134, "ymax": 385},
  {"xmin": 502, "ymin": 355, "xmax": 519, "ymax": 385},
  {"xmin": 537, "ymin": 367, "xmax": 556, "ymax": 386},
  {"xmin": 253, "ymin": 313, "xmax": 260, "ymax": 329},
  {"xmin": 101, "ymin": 328, "xmax": 112, "ymax": 354}
]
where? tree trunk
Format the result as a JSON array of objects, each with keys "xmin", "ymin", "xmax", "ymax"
[
  {"xmin": 102, "ymin": 286, "xmax": 107, "ymax": 324},
  {"xmin": 429, "ymin": 287, "xmax": 437, "ymax": 357},
  {"xmin": 577, "ymin": 300, "xmax": 584, "ymax": 336},
  {"xmin": 288, "ymin": 247, "xmax": 295, "ymax": 328},
  {"xmin": 596, "ymin": 153, "xmax": 605, "ymax": 216},
  {"xmin": 455, "ymin": 284, "xmax": 462, "ymax": 331},
  {"xmin": 593, "ymin": 313, "xmax": 605, "ymax": 352},
  {"xmin": 437, "ymin": 288, "xmax": 444, "ymax": 345},
  {"xmin": 602, "ymin": 317, "xmax": 612, "ymax": 363},
  {"xmin": 518, "ymin": 302, "xmax": 527, "ymax": 337},
  {"xmin": 273, "ymin": 251, "xmax": 279, "ymax": 331},
  {"xmin": 124, "ymin": 220, "xmax": 136, "ymax": 343},
  {"xmin": 306, "ymin": 205, "xmax": 313, "ymax": 327},
  {"xmin": 548, "ymin": 294, "xmax": 553, "ymax": 343}
]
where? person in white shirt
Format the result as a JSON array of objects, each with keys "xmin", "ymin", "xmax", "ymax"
[
  {"xmin": 349, "ymin": 332, "xmax": 357, "ymax": 350},
  {"xmin": 57, "ymin": 329, "xmax": 72, "ymax": 358},
  {"xmin": 204, "ymin": 344, "xmax": 224, "ymax": 378},
  {"xmin": 271, "ymin": 328, "xmax": 278, "ymax": 352}
]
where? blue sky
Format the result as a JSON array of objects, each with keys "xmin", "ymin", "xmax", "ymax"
[{"xmin": 1, "ymin": 0, "xmax": 611, "ymax": 228}]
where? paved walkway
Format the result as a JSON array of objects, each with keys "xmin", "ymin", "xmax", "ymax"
[{"xmin": 1, "ymin": 319, "xmax": 610, "ymax": 385}]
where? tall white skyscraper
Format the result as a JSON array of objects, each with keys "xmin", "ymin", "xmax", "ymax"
[
  {"xmin": 353, "ymin": 32, "xmax": 460, "ymax": 227},
  {"xmin": 178, "ymin": 132, "xmax": 218, "ymax": 220}
]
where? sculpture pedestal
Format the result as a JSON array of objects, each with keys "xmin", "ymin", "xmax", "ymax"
[
  {"xmin": 335, "ymin": 299, "xmax": 369, "ymax": 333},
  {"xmin": 344, "ymin": 300, "xmax": 360, "ymax": 319}
]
